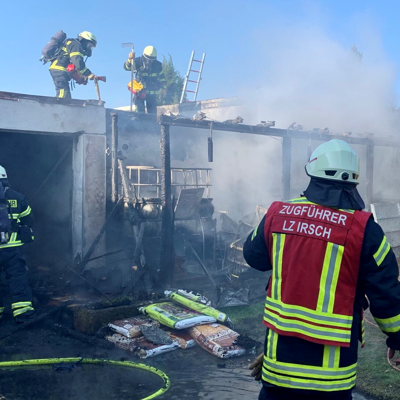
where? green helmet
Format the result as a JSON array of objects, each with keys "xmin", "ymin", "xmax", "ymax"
[{"xmin": 305, "ymin": 139, "xmax": 360, "ymax": 184}]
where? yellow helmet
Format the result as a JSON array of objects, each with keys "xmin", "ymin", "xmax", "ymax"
[
  {"xmin": 78, "ymin": 31, "xmax": 97, "ymax": 46},
  {"xmin": 143, "ymin": 46, "xmax": 157, "ymax": 60}
]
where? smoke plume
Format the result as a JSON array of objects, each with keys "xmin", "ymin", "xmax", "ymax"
[{"xmin": 203, "ymin": 17, "xmax": 400, "ymax": 219}]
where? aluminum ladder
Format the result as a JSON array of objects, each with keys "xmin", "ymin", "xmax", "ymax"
[{"xmin": 180, "ymin": 51, "xmax": 206, "ymax": 103}]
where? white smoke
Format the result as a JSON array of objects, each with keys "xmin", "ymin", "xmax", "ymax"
[
  {"xmin": 199, "ymin": 17, "xmax": 400, "ymax": 219},
  {"xmin": 248, "ymin": 23, "xmax": 398, "ymax": 135}
]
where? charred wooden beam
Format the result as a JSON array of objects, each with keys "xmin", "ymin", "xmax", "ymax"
[
  {"xmin": 366, "ymin": 142, "xmax": 374, "ymax": 207},
  {"xmin": 158, "ymin": 115, "xmax": 400, "ymax": 148},
  {"xmin": 282, "ymin": 136, "xmax": 292, "ymax": 200},
  {"xmin": 160, "ymin": 124, "xmax": 174, "ymax": 287},
  {"xmin": 111, "ymin": 112, "xmax": 119, "ymax": 204}
]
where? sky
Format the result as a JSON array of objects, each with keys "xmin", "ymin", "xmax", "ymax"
[{"xmin": 2, "ymin": 0, "xmax": 400, "ymax": 109}]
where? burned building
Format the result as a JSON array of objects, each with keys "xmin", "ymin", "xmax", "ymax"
[{"xmin": 1, "ymin": 91, "xmax": 400, "ymax": 305}]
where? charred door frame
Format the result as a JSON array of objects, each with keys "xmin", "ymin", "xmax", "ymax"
[{"xmin": 158, "ymin": 114, "xmax": 400, "ymax": 285}]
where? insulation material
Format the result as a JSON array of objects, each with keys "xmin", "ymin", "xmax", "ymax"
[
  {"xmin": 108, "ymin": 316, "xmax": 160, "ymax": 338},
  {"xmin": 106, "ymin": 333, "xmax": 179, "ymax": 358},
  {"xmin": 139, "ymin": 302, "xmax": 216, "ymax": 329},
  {"xmin": 166, "ymin": 329, "xmax": 197, "ymax": 349},
  {"xmin": 189, "ymin": 323, "xmax": 246, "ymax": 358}
]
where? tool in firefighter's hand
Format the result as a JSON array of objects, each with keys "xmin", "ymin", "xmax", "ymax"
[
  {"xmin": 127, "ymin": 80, "xmax": 144, "ymax": 95},
  {"xmin": 94, "ymin": 78, "xmax": 102, "ymax": 104},
  {"xmin": 122, "ymin": 42, "xmax": 135, "ymax": 112},
  {"xmin": 249, "ymin": 352, "xmax": 264, "ymax": 381},
  {"xmin": 87, "ymin": 73, "xmax": 97, "ymax": 80}
]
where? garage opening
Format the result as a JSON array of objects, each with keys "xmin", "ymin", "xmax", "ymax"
[{"xmin": 0, "ymin": 131, "xmax": 73, "ymax": 270}]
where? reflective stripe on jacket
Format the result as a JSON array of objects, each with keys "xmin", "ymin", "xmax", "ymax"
[
  {"xmin": 49, "ymin": 39, "xmax": 91, "ymax": 76},
  {"xmin": 263, "ymin": 198, "xmax": 371, "ymax": 347},
  {"xmin": 123, "ymin": 56, "xmax": 166, "ymax": 91},
  {"xmin": 0, "ymin": 187, "xmax": 33, "ymax": 249}
]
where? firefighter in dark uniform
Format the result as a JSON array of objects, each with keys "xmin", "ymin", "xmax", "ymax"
[
  {"xmin": 0, "ymin": 166, "xmax": 35, "ymax": 323},
  {"xmin": 49, "ymin": 31, "xmax": 98, "ymax": 99},
  {"xmin": 244, "ymin": 140, "xmax": 400, "ymax": 400},
  {"xmin": 123, "ymin": 46, "xmax": 166, "ymax": 113}
]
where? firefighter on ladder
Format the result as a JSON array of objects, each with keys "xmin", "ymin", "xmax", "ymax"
[
  {"xmin": 49, "ymin": 31, "xmax": 98, "ymax": 99},
  {"xmin": 0, "ymin": 166, "xmax": 35, "ymax": 323},
  {"xmin": 244, "ymin": 140, "xmax": 400, "ymax": 400},
  {"xmin": 123, "ymin": 46, "xmax": 166, "ymax": 113}
]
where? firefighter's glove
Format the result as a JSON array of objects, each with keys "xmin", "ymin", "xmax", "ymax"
[
  {"xmin": 129, "ymin": 52, "xmax": 135, "ymax": 59},
  {"xmin": 87, "ymin": 74, "xmax": 97, "ymax": 80},
  {"xmin": 249, "ymin": 352, "xmax": 264, "ymax": 381},
  {"xmin": 388, "ymin": 348, "xmax": 400, "ymax": 366}
]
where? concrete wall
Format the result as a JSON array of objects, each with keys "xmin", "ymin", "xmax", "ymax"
[
  {"xmin": 0, "ymin": 92, "xmax": 107, "ymax": 267},
  {"xmin": 72, "ymin": 134, "xmax": 106, "ymax": 264},
  {"xmin": 0, "ymin": 94, "xmax": 106, "ymax": 135}
]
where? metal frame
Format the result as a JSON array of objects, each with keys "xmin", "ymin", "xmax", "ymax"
[{"xmin": 126, "ymin": 166, "xmax": 212, "ymax": 198}]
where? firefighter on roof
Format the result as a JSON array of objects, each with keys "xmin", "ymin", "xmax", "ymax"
[
  {"xmin": 244, "ymin": 139, "xmax": 400, "ymax": 400},
  {"xmin": 124, "ymin": 45, "xmax": 166, "ymax": 113},
  {"xmin": 0, "ymin": 166, "xmax": 35, "ymax": 324},
  {"xmin": 49, "ymin": 31, "xmax": 98, "ymax": 99}
]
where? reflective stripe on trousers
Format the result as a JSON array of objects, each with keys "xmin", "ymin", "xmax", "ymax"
[
  {"xmin": 263, "ymin": 330, "xmax": 356, "ymax": 391},
  {"xmin": 12, "ymin": 301, "xmax": 34, "ymax": 317}
]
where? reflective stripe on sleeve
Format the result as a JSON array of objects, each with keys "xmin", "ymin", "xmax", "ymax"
[
  {"xmin": 374, "ymin": 313, "xmax": 400, "ymax": 333},
  {"xmin": 251, "ymin": 226, "xmax": 258, "ymax": 241},
  {"xmin": 373, "ymin": 236, "xmax": 391, "ymax": 267},
  {"xmin": 19, "ymin": 206, "xmax": 31, "ymax": 218}
]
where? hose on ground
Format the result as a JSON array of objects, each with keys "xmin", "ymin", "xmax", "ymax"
[{"xmin": 0, "ymin": 357, "xmax": 170, "ymax": 400}]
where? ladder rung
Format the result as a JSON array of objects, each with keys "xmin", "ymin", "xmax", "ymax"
[
  {"xmin": 193, "ymin": 59, "xmax": 203, "ymax": 62},
  {"xmin": 185, "ymin": 90, "xmax": 196, "ymax": 93},
  {"xmin": 190, "ymin": 69, "xmax": 200, "ymax": 73},
  {"xmin": 188, "ymin": 79, "xmax": 198, "ymax": 83}
]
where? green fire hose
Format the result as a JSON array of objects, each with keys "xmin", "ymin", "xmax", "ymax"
[{"xmin": 0, "ymin": 357, "xmax": 170, "ymax": 400}]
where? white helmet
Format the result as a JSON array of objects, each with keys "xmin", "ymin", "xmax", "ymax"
[
  {"xmin": 0, "ymin": 166, "xmax": 7, "ymax": 179},
  {"xmin": 305, "ymin": 139, "xmax": 360, "ymax": 184}
]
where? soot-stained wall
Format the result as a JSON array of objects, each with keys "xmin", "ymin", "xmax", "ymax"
[{"xmin": 0, "ymin": 131, "xmax": 73, "ymax": 267}]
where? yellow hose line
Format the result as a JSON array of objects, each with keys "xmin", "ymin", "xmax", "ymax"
[{"xmin": 0, "ymin": 357, "xmax": 170, "ymax": 400}]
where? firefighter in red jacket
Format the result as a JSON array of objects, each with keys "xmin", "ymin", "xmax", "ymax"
[{"xmin": 244, "ymin": 139, "xmax": 400, "ymax": 400}]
